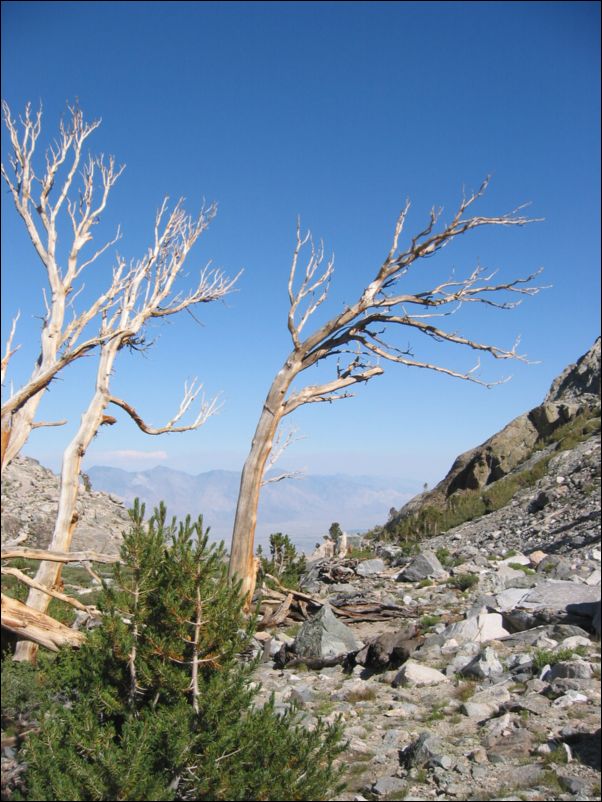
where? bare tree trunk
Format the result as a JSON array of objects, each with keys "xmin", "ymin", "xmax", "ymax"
[
  {"xmin": 2, "ymin": 297, "xmax": 67, "ymax": 472},
  {"xmin": 13, "ymin": 352, "xmax": 114, "ymax": 662},
  {"xmin": 228, "ymin": 367, "xmax": 295, "ymax": 601}
]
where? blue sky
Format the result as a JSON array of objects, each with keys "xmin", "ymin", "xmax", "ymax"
[{"xmin": 1, "ymin": 1, "xmax": 600, "ymax": 486}]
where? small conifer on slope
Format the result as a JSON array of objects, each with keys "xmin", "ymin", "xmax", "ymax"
[{"xmin": 22, "ymin": 501, "xmax": 345, "ymax": 801}]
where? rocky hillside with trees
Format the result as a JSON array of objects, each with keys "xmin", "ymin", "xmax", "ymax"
[{"xmin": 1, "ymin": 339, "xmax": 600, "ymax": 801}]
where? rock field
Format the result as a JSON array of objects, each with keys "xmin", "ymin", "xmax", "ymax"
[{"xmin": 248, "ymin": 435, "xmax": 601, "ymax": 801}]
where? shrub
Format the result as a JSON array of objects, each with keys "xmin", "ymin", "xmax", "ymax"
[
  {"xmin": 531, "ymin": 646, "xmax": 587, "ymax": 672},
  {"xmin": 508, "ymin": 562, "xmax": 535, "ymax": 575},
  {"xmin": 419, "ymin": 614, "xmax": 441, "ymax": 630},
  {"xmin": 347, "ymin": 545, "xmax": 376, "ymax": 560},
  {"xmin": 1, "ymin": 659, "xmax": 48, "ymax": 730},
  {"xmin": 448, "ymin": 573, "xmax": 479, "ymax": 592},
  {"xmin": 21, "ymin": 501, "xmax": 345, "ymax": 801}
]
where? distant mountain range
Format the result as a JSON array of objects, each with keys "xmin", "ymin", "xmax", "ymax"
[{"xmin": 86, "ymin": 465, "xmax": 420, "ymax": 553}]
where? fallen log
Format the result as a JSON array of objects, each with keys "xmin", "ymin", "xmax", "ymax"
[
  {"xmin": 257, "ymin": 575, "xmax": 414, "ymax": 625},
  {"xmin": 1, "ymin": 547, "xmax": 119, "ymax": 563},
  {"xmin": 1, "ymin": 566, "xmax": 100, "ymax": 616},
  {"xmin": 1, "ymin": 593, "xmax": 85, "ymax": 651},
  {"xmin": 260, "ymin": 593, "xmax": 293, "ymax": 629}
]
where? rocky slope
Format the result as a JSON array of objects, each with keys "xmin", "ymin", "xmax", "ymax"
[
  {"xmin": 245, "ymin": 428, "xmax": 600, "ymax": 801},
  {"xmin": 1, "ymin": 457, "xmax": 130, "ymax": 555},
  {"xmin": 389, "ymin": 337, "xmax": 600, "ymax": 527},
  {"xmin": 241, "ymin": 340, "xmax": 600, "ymax": 801}
]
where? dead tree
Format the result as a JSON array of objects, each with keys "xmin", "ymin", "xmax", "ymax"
[
  {"xmin": 228, "ymin": 179, "xmax": 543, "ymax": 601},
  {"xmin": 1, "ymin": 102, "xmax": 128, "ymax": 472},
  {"xmin": 13, "ymin": 200, "xmax": 237, "ymax": 662}
]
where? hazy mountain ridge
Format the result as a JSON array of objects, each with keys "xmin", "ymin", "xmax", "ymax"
[{"xmin": 86, "ymin": 465, "xmax": 419, "ymax": 552}]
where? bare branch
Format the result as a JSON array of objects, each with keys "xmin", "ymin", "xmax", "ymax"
[
  {"xmin": 262, "ymin": 470, "xmax": 305, "ymax": 486},
  {"xmin": 1, "ymin": 334, "xmax": 107, "ymax": 419},
  {"xmin": 358, "ymin": 339, "xmax": 510, "ymax": 387},
  {"xmin": 1, "ymin": 102, "xmax": 128, "ymax": 471},
  {"xmin": 108, "ymin": 382, "xmax": 220, "ymax": 435},
  {"xmin": 31, "ymin": 419, "xmax": 68, "ymax": 430},
  {"xmin": 284, "ymin": 365, "xmax": 384, "ymax": 415},
  {"xmin": 264, "ymin": 427, "xmax": 305, "ymax": 473},
  {"xmin": 1, "ymin": 312, "xmax": 20, "ymax": 386},
  {"xmin": 287, "ymin": 222, "xmax": 335, "ymax": 348}
]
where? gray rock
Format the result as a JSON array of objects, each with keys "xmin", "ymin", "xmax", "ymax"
[
  {"xmin": 392, "ymin": 660, "xmax": 449, "ymax": 687},
  {"xmin": 404, "ymin": 732, "xmax": 445, "ymax": 768},
  {"xmin": 559, "ymin": 775, "xmax": 589, "ymax": 795},
  {"xmin": 536, "ymin": 554, "xmax": 574, "ymax": 579},
  {"xmin": 398, "ymin": 550, "xmax": 446, "ymax": 582},
  {"xmin": 460, "ymin": 646, "xmax": 504, "ymax": 678},
  {"xmin": 462, "ymin": 701, "xmax": 499, "ymax": 720},
  {"xmin": 292, "ymin": 604, "xmax": 361, "ymax": 660},
  {"xmin": 471, "ymin": 684, "xmax": 512, "ymax": 707},
  {"xmin": 444, "ymin": 644, "xmax": 481, "ymax": 676},
  {"xmin": 502, "ymin": 623, "xmax": 590, "ymax": 647},
  {"xmin": 355, "ymin": 558, "xmax": 385, "ymax": 576},
  {"xmin": 372, "ymin": 776, "xmax": 407, "ymax": 797},
  {"xmin": 375, "ymin": 543, "xmax": 406, "ymax": 565},
  {"xmin": 334, "ymin": 680, "xmax": 375, "ymax": 702},
  {"xmin": 327, "ymin": 583, "xmax": 357, "ymax": 594},
  {"xmin": 520, "ymin": 580, "xmax": 600, "ymax": 612},
  {"xmin": 546, "ymin": 660, "xmax": 593, "ymax": 680},
  {"xmin": 495, "ymin": 566, "xmax": 533, "ymax": 591},
  {"xmin": 545, "ymin": 336, "xmax": 601, "ymax": 403},
  {"xmin": 440, "ymin": 611, "xmax": 510, "ymax": 644},
  {"xmin": 503, "ymin": 580, "xmax": 601, "ymax": 631},
  {"xmin": 286, "ymin": 685, "xmax": 314, "ymax": 707},
  {"xmin": 382, "ymin": 728, "xmax": 407, "ymax": 747},
  {"xmin": 510, "ymin": 693, "xmax": 551, "ymax": 716},
  {"xmin": 552, "ymin": 689, "xmax": 589, "ymax": 708},
  {"xmin": 506, "ymin": 652, "xmax": 533, "ymax": 671},
  {"xmin": 354, "ymin": 625, "xmax": 420, "ymax": 669}
]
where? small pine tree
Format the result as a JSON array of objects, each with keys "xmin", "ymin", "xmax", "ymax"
[
  {"xmin": 22, "ymin": 501, "xmax": 344, "ymax": 801},
  {"xmin": 257, "ymin": 532, "xmax": 307, "ymax": 590}
]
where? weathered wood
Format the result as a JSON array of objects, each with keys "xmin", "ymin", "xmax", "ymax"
[
  {"xmin": 1, "ymin": 547, "xmax": 119, "ymax": 563},
  {"xmin": 1, "ymin": 566, "xmax": 100, "ymax": 615},
  {"xmin": 269, "ymin": 593, "xmax": 294, "ymax": 627},
  {"xmin": 1, "ymin": 593, "xmax": 85, "ymax": 651}
]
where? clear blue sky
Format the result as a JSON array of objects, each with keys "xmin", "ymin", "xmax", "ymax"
[{"xmin": 1, "ymin": 1, "xmax": 600, "ymax": 485}]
